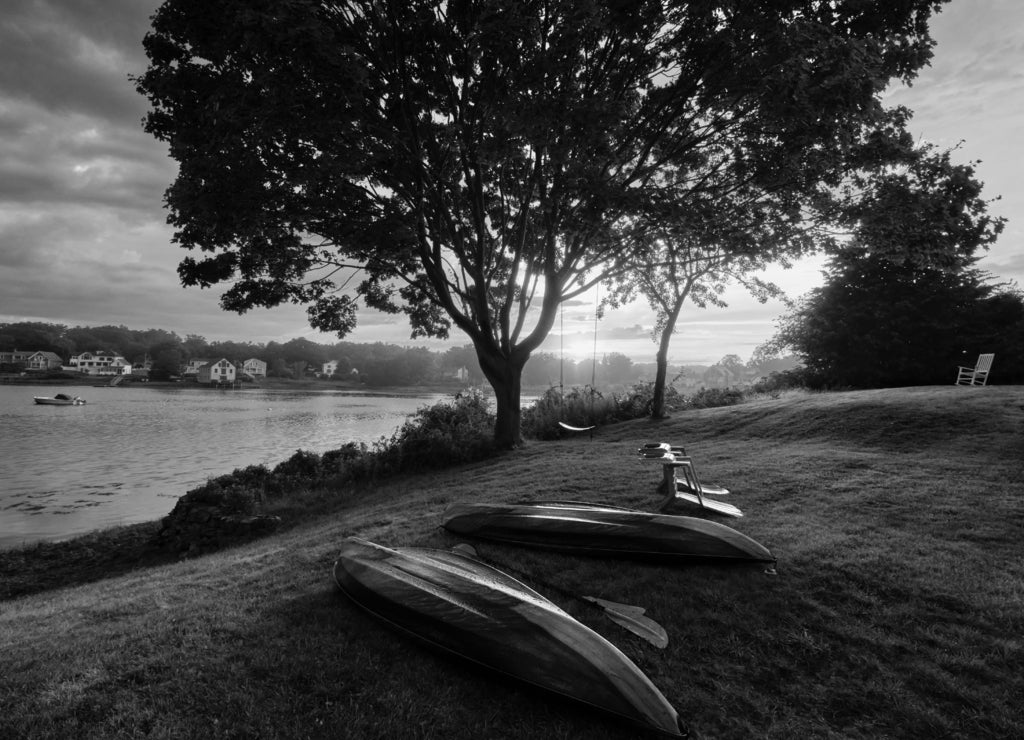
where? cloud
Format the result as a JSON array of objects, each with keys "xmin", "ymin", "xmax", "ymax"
[
  {"xmin": 0, "ymin": 98, "xmax": 171, "ymax": 213},
  {"xmin": 985, "ymin": 248, "xmax": 1024, "ymax": 282},
  {"xmin": 0, "ymin": 0, "xmax": 155, "ymax": 121},
  {"xmin": 0, "ymin": 0, "xmax": 1021, "ymax": 366},
  {"xmin": 0, "ymin": 209, "xmax": 78, "ymax": 269},
  {"xmin": 603, "ymin": 324, "xmax": 650, "ymax": 341},
  {"xmin": 0, "ymin": 0, "xmax": 169, "ymax": 222}
]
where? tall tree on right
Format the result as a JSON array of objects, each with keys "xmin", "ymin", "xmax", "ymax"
[{"xmin": 768, "ymin": 146, "xmax": 1009, "ymax": 387}]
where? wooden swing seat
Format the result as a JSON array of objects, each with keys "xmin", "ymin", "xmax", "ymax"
[{"xmin": 559, "ymin": 421, "xmax": 596, "ymax": 432}]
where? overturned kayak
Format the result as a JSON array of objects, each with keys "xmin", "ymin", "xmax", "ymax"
[
  {"xmin": 442, "ymin": 501, "xmax": 774, "ymax": 564},
  {"xmin": 334, "ymin": 537, "xmax": 686, "ymax": 738}
]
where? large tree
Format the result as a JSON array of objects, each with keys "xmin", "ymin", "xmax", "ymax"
[
  {"xmin": 137, "ymin": 0, "xmax": 947, "ymax": 447},
  {"xmin": 769, "ymin": 146, "xmax": 1007, "ymax": 387},
  {"xmin": 770, "ymin": 256, "xmax": 1017, "ymax": 387},
  {"xmin": 605, "ymin": 191, "xmax": 822, "ymax": 417},
  {"xmin": 0, "ymin": 322, "xmax": 68, "ymax": 356}
]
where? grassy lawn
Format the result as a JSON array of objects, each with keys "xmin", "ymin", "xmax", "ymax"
[{"xmin": 1, "ymin": 386, "xmax": 1021, "ymax": 739}]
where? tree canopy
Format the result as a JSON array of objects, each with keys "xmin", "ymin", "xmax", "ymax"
[
  {"xmin": 768, "ymin": 145, "xmax": 1012, "ymax": 387},
  {"xmin": 605, "ymin": 197, "xmax": 811, "ymax": 417},
  {"xmin": 770, "ymin": 256, "xmax": 1023, "ymax": 387},
  {"xmin": 137, "ymin": 0, "xmax": 950, "ymax": 446}
]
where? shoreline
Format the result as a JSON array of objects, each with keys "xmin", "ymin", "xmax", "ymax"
[
  {"xmin": 0, "ymin": 520, "xmax": 169, "ymax": 600},
  {"xmin": 1, "ymin": 380, "xmax": 550, "ymax": 557},
  {"xmin": 1, "ymin": 373, "xmax": 551, "ymax": 396},
  {"xmin": 1, "ymin": 374, "xmax": 464, "ymax": 392}
]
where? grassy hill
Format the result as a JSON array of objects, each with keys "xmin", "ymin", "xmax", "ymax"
[{"xmin": 2, "ymin": 386, "xmax": 1021, "ymax": 739}]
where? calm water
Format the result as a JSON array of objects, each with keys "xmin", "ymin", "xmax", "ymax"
[{"xmin": 0, "ymin": 384, "xmax": 448, "ymax": 550}]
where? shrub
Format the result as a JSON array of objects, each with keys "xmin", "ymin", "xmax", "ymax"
[
  {"xmin": 321, "ymin": 442, "xmax": 377, "ymax": 483},
  {"xmin": 749, "ymin": 369, "xmax": 810, "ymax": 395},
  {"xmin": 751, "ymin": 367, "xmax": 838, "ymax": 392},
  {"xmin": 616, "ymin": 384, "xmax": 747, "ymax": 413},
  {"xmin": 41, "ymin": 370, "xmax": 81, "ymax": 380},
  {"xmin": 611, "ymin": 381, "xmax": 686, "ymax": 420},
  {"xmin": 682, "ymin": 386, "xmax": 745, "ymax": 409},
  {"xmin": 187, "ymin": 465, "xmax": 271, "ymax": 496},
  {"xmin": 522, "ymin": 381, "xmax": 749, "ymax": 437},
  {"xmin": 375, "ymin": 388, "xmax": 497, "ymax": 471},
  {"xmin": 179, "ymin": 391, "xmax": 500, "ymax": 516},
  {"xmin": 272, "ymin": 449, "xmax": 323, "ymax": 482},
  {"xmin": 520, "ymin": 387, "xmax": 561, "ymax": 440},
  {"xmin": 217, "ymin": 486, "xmax": 260, "ymax": 515},
  {"xmin": 521, "ymin": 385, "xmax": 617, "ymax": 440},
  {"xmin": 180, "ymin": 465, "xmax": 270, "ymax": 515}
]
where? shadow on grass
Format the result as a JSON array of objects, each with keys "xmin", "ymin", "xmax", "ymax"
[
  {"xmin": 255, "ymin": 583, "xmax": 660, "ymax": 740},
  {"xmin": 0, "ymin": 520, "xmax": 302, "ymax": 601},
  {"xmin": 0, "ymin": 521, "xmax": 178, "ymax": 600}
]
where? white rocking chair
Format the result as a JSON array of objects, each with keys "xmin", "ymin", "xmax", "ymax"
[{"xmin": 955, "ymin": 353, "xmax": 994, "ymax": 386}]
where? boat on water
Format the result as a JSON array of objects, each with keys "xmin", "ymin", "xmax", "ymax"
[
  {"xmin": 442, "ymin": 501, "xmax": 774, "ymax": 564},
  {"xmin": 334, "ymin": 537, "xmax": 687, "ymax": 738},
  {"xmin": 33, "ymin": 393, "xmax": 86, "ymax": 406}
]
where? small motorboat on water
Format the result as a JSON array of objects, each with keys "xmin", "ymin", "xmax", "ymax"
[{"xmin": 33, "ymin": 393, "xmax": 86, "ymax": 406}]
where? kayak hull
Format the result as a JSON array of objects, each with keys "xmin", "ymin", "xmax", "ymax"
[
  {"xmin": 334, "ymin": 537, "xmax": 686, "ymax": 738},
  {"xmin": 442, "ymin": 501, "xmax": 774, "ymax": 564}
]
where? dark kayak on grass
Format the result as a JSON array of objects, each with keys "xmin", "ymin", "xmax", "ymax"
[
  {"xmin": 442, "ymin": 501, "xmax": 774, "ymax": 564},
  {"xmin": 333, "ymin": 537, "xmax": 686, "ymax": 738}
]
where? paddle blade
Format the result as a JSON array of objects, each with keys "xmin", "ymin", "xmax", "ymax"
[
  {"xmin": 583, "ymin": 597, "xmax": 669, "ymax": 649},
  {"xmin": 451, "ymin": 543, "xmax": 479, "ymax": 559},
  {"xmin": 584, "ymin": 596, "xmax": 646, "ymax": 617}
]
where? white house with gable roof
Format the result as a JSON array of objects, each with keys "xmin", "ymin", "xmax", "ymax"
[
  {"xmin": 68, "ymin": 351, "xmax": 131, "ymax": 375},
  {"xmin": 196, "ymin": 358, "xmax": 236, "ymax": 384},
  {"xmin": 242, "ymin": 358, "xmax": 267, "ymax": 378}
]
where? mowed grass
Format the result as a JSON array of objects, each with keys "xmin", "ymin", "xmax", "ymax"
[{"xmin": 1, "ymin": 386, "xmax": 1021, "ymax": 739}]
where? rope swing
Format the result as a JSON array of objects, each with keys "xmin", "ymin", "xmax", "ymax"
[{"xmin": 558, "ymin": 285, "xmax": 599, "ymax": 436}]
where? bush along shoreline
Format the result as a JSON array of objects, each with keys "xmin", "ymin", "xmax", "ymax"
[{"xmin": 0, "ymin": 382, "xmax": 759, "ymax": 599}]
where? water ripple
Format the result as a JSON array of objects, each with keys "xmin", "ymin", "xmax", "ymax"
[{"xmin": 0, "ymin": 385, "xmax": 445, "ymax": 549}]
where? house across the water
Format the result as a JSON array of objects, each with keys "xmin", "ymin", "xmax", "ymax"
[
  {"xmin": 242, "ymin": 358, "xmax": 267, "ymax": 378},
  {"xmin": 68, "ymin": 351, "xmax": 132, "ymax": 376},
  {"xmin": 196, "ymin": 358, "xmax": 236, "ymax": 385},
  {"xmin": 1, "ymin": 350, "xmax": 64, "ymax": 371}
]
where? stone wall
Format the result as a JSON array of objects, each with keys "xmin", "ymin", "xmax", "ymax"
[{"xmin": 152, "ymin": 498, "xmax": 281, "ymax": 558}]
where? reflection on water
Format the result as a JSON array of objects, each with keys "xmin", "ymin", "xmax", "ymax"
[{"xmin": 0, "ymin": 384, "xmax": 447, "ymax": 549}]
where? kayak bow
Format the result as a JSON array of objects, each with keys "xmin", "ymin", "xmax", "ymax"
[{"xmin": 334, "ymin": 537, "xmax": 687, "ymax": 737}]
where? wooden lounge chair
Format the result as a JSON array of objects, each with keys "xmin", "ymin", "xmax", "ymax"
[
  {"xmin": 955, "ymin": 353, "xmax": 994, "ymax": 386},
  {"xmin": 637, "ymin": 443, "xmax": 741, "ymax": 518}
]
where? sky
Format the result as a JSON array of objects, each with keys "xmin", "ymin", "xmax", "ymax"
[{"xmin": 1, "ymin": 1, "xmax": 1021, "ymax": 366}]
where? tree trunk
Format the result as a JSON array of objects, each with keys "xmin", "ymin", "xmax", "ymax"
[
  {"xmin": 475, "ymin": 345, "xmax": 527, "ymax": 449},
  {"xmin": 651, "ymin": 331, "xmax": 672, "ymax": 419},
  {"xmin": 651, "ymin": 298, "xmax": 686, "ymax": 419}
]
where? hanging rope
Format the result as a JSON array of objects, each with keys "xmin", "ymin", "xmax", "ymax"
[
  {"xmin": 557, "ymin": 288, "xmax": 597, "ymax": 436},
  {"xmin": 559, "ymin": 301, "xmax": 565, "ymax": 422},
  {"xmin": 590, "ymin": 283, "xmax": 599, "ymax": 424}
]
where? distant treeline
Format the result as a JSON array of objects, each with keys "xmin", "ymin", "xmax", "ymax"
[{"xmin": 0, "ymin": 322, "xmax": 797, "ymax": 388}]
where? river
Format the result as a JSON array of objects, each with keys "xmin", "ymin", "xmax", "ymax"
[{"xmin": 0, "ymin": 383, "xmax": 452, "ymax": 550}]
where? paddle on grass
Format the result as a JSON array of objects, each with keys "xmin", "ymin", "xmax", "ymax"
[{"xmin": 451, "ymin": 543, "xmax": 669, "ymax": 649}]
